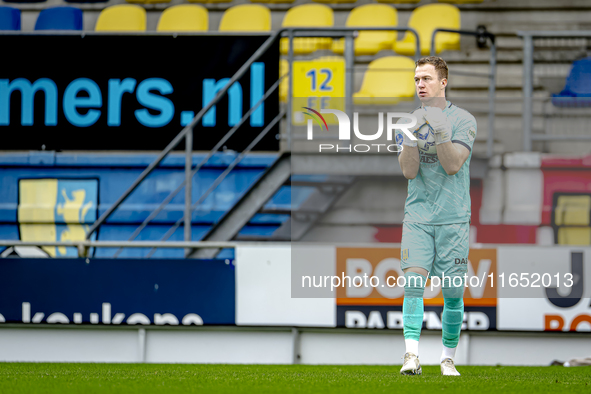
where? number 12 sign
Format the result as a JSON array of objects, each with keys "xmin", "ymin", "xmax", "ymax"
[{"xmin": 291, "ymin": 59, "xmax": 345, "ymax": 125}]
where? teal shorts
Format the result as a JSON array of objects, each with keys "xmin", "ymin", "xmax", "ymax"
[{"xmin": 400, "ymin": 221, "xmax": 470, "ymax": 279}]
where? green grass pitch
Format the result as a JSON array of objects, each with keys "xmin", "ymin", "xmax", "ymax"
[{"xmin": 1, "ymin": 363, "xmax": 589, "ymax": 394}]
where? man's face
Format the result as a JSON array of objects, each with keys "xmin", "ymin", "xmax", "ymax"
[{"xmin": 414, "ymin": 64, "xmax": 447, "ymax": 104}]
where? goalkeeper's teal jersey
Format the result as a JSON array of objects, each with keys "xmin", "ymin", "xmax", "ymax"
[{"xmin": 397, "ymin": 101, "xmax": 477, "ymax": 225}]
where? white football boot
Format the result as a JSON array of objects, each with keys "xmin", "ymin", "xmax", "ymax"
[
  {"xmin": 400, "ymin": 352, "xmax": 422, "ymax": 375},
  {"xmin": 440, "ymin": 358, "xmax": 461, "ymax": 376}
]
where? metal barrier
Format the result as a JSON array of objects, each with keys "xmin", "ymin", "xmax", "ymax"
[
  {"xmin": 518, "ymin": 31, "xmax": 591, "ymax": 152},
  {"xmin": 0, "ymin": 240, "xmax": 254, "ymax": 258},
  {"xmin": 431, "ymin": 27, "xmax": 496, "ymax": 158}
]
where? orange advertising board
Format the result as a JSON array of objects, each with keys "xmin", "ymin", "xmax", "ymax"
[{"xmin": 335, "ymin": 247, "xmax": 497, "ymax": 307}]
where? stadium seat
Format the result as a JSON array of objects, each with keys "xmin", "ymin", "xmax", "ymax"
[
  {"xmin": 157, "ymin": 5, "xmax": 208, "ymax": 32},
  {"xmin": 353, "ymin": 56, "xmax": 415, "ymax": 105},
  {"xmin": 35, "ymin": 7, "xmax": 83, "ymax": 31},
  {"xmin": 0, "ymin": 7, "xmax": 20, "ymax": 30},
  {"xmin": 95, "ymin": 5, "xmax": 146, "ymax": 31},
  {"xmin": 554, "ymin": 195, "xmax": 590, "ymax": 227},
  {"xmin": 393, "ymin": 4, "xmax": 460, "ymax": 56},
  {"xmin": 557, "ymin": 228, "xmax": 591, "ymax": 245},
  {"xmin": 280, "ymin": 4, "xmax": 334, "ymax": 55},
  {"xmin": 332, "ymin": 4, "xmax": 397, "ymax": 56},
  {"xmin": 554, "ymin": 195, "xmax": 591, "ymax": 245},
  {"xmin": 219, "ymin": 5, "xmax": 270, "ymax": 32},
  {"xmin": 552, "ymin": 57, "xmax": 591, "ymax": 107}
]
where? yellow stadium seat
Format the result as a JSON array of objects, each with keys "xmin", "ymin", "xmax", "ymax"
[
  {"xmin": 95, "ymin": 5, "xmax": 146, "ymax": 32},
  {"xmin": 332, "ymin": 4, "xmax": 397, "ymax": 56},
  {"xmin": 393, "ymin": 4, "xmax": 460, "ymax": 56},
  {"xmin": 279, "ymin": 59, "xmax": 288, "ymax": 103},
  {"xmin": 439, "ymin": 0, "xmax": 483, "ymax": 3},
  {"xmin": 554, "ymin": 195, "xmax": 591, "ymax": 226},
  {"xmin": 353, "ymin": 56, "xmax": 415, "ymax": 105},
  {"xmin": 558, "ymin": 228, "xmax": 591, "ymax": 245},
  {"xmin": 280, "ymin": 4, "xmax": 334, "ymax": 55},
  {"xmin": 157, "ymin": 5, "xmax": 208, "ymax": 32},
  {"xmin": 219, "ymin": 5, "xmax": 270, "ymax": 32}
]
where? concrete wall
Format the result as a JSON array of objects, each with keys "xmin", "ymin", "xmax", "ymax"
[{"xmin": 0, "ymin": 325, "xmax": 588, "ymax": 366}]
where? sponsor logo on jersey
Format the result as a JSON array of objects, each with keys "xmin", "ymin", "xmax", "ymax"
[
  {"xmin": 455, "ymin": 258, "xmax": 468, "ymax": 265},
  {"xmin": 419, "ymin": 154, "xmax": 439, "ymax": 164}
]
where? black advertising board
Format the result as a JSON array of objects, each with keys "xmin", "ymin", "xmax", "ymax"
[{"xmin": 0, "ymin": 34, "xmax": 279, "ymax": 151}]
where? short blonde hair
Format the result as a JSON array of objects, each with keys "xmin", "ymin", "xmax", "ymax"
[{"xmin": 416, "ymin": 56, "xmax": 448, "ymax": 81}]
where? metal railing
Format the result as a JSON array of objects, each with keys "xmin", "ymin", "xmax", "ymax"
[
  {"xmin": 432, "ymin": 28, "xmax": 497, "ymax": 158},
  {"xmin": 0, "ymin": 240, "xmax": 261, "ymax": 259},
  {"xmin": 84, "ymin": 30, "xmax": 285, "ymax": 257},
  {"xmin": 518, "ymin": 31, "xmax": 591, "ymax": 152}
]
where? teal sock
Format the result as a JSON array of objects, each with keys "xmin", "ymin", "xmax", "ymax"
[
  {"xmin": 442, "ymin": 283, "xmax": 465, "ymax": 348},
  {"xmin": 403, "ymin": 272, "xmax": 426, "ymax": 342}
]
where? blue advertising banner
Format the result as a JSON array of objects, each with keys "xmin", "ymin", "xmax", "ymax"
[
  {"xmin": 0, "ymin": 258, "xmax": 235, "ymax": 325},
  {"xmin": 0, "ymin": 34, "xmax": 279, "ymax": 151}
]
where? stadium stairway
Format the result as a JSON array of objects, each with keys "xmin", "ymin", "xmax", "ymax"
[{"xmin": 0, "ymin": 151, "xmax": 289, "ymax": 258}]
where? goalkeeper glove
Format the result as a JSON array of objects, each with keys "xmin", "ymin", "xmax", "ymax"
[
  {"xmin": 424, "ymin": 106, "xmax": 452, "ymax": 145},
  {"xmin": 400, "ymin": 111, "xmax": 426, "ymax": 148}
]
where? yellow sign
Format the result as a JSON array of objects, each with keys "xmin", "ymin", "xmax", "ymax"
[
  {"xmin": 18, "ymin": 179, "xmax": 98, "ymax": 257},
  {"xmin": 291, "ymin": 59, "xmax": 345, "ymax": 125}
]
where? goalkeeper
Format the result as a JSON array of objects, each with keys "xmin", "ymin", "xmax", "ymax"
[{"xmin": 394, "ymin": 56, "xmax": 477, "ymax": 376}]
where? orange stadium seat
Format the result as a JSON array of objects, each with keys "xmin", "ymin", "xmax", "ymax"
[
  {"xmin": 219, "ymin": 5, "xmax": 271, "ymax": 32},
  {"xmin": 157, "ymin": 5, "xmax": 208, "ymax": 32},
  {"xmin": 393, "ymin": 4, "xmax": 460, "ymax": 56},
  {"xmin": 332, "ymin": 4, "xmax": 398, "ymax": 56},
  {"xmin": 95, "ymin": 5, "xmax": 146, "ymax": 32},
  {"xmin": 353, "ymin": 56, "xmax": 415, "ymax": 105},
  {"xmin": 280, "ymin": 4, "xmax": 334, "ymax": 55}
]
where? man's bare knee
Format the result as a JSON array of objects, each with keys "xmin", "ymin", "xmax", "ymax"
[{"xmin": 403, "ymin": 267, "xmax": 429, "ymax": 277}]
